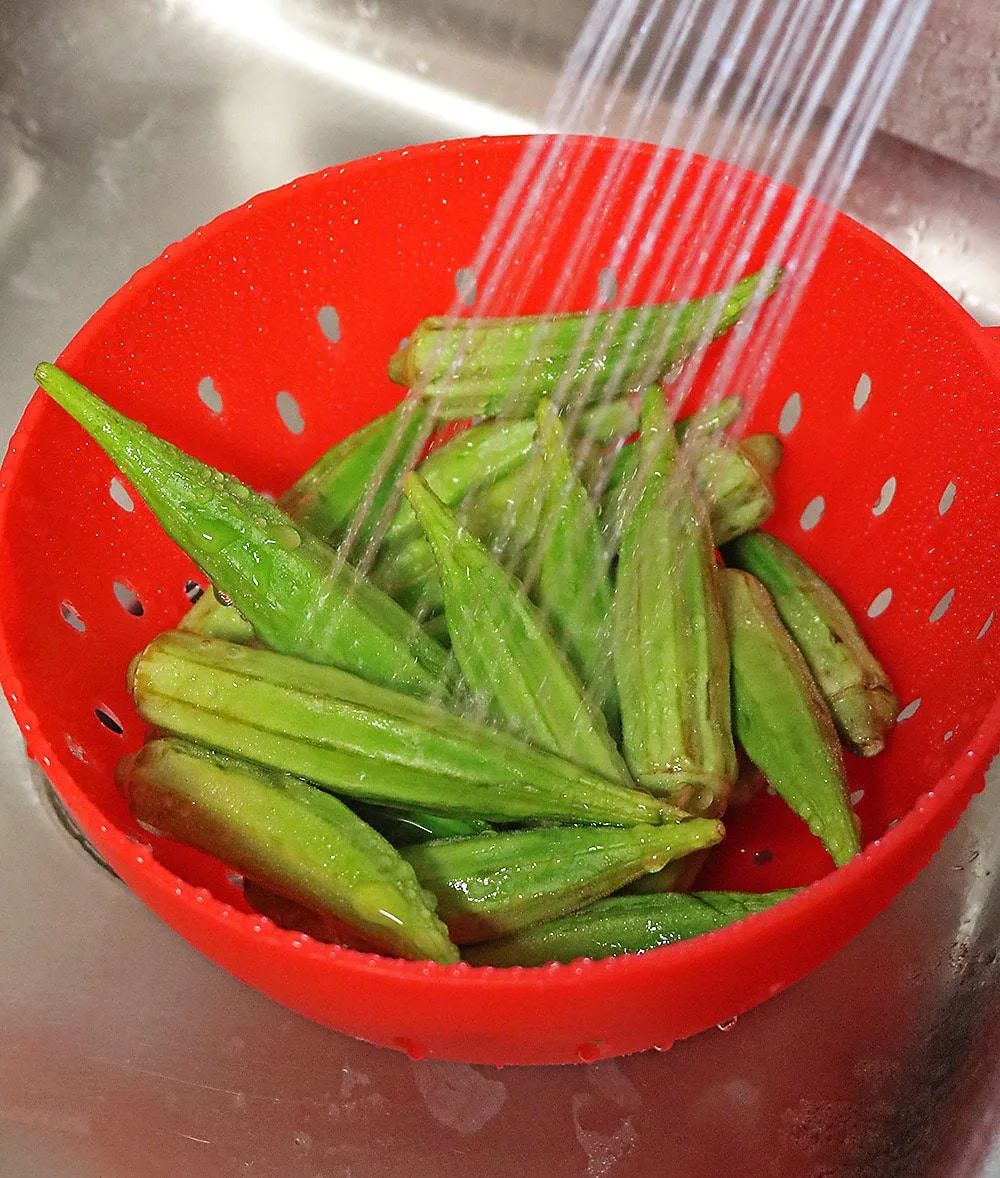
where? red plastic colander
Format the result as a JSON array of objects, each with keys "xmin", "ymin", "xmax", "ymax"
[{"xmin": 1, "ymin": 135, "xmax": 997, "ymax": 1067}]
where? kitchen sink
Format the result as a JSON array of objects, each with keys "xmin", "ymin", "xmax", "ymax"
[{"xmin": 1, "ymin": 3, "xmax": 998, "ymax": 1175}]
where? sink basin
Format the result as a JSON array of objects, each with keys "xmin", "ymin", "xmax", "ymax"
[{"xmin": 1, "ymin": 2, "xmax": 998, "ymax": 1174}]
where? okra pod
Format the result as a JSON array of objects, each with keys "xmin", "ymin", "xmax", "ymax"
[
  {"xmin": 723, "ymin": 531, "xmax": 898, "ymax": 756},
  {"xmin": 403, "ymin": 472, "xmax": 629, "ymax": 783},
  {"xmin": 129, "ymin": 632, "xmax": 682, "ymax": 827},
  {"xmin": 117, "ymin": 737, "xmax": 458, "ymax": 963},
  {"xmin": 35, "ymin": 363, "xmax": 449, "ymax": 698},
  {"xmin": 369, "ymin": 399, "xmax": 640, "ymax": 616},
  {"xmin": 511, "ymin": 401, "xmax": 619, "ymax": 727},
  {"xmin": 601, "ymin": 433, "xmax": 779, "ymax": 552},
  {"xmin": 463, "ymin": 889, "xmax": 797, "ymax": 966},
  {"xmin": 400, "ymin": 819, "xmax": 724, "ymax": 944},
  {"xmin": 389, "ymin": 268, "xmax": 781, "ymax": 418},
  {"xmin": 613, "ymin": 389, "xmax": 737, "ymax": 812},
  {"xmin": 722, "ymin": 568, "xmax": 861, "ymax": 866}
]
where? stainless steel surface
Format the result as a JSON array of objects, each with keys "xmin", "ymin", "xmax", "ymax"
[{"xmin": 1, "ymin": 3, "xmax": 998, "ymax": 1175}]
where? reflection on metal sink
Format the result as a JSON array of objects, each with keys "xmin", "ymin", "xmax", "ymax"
[{"xmin": 0, "ymin": 2, "xmax": 997, "ymax": 1175}]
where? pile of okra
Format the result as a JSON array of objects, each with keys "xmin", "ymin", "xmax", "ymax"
[{"xmin": 36, "ymin": 266, "xmax": 897, "ymax": 967}]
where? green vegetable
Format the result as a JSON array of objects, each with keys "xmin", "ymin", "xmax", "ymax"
[
  {"xmin": 507, "ymin": 400, "xmax": 619, "ymax": 728},
  {"xmin": 722, "ymin": 568, "xmax": 861, "ymax": 866},
  {"xmin": 464, "ymin": 889, "xmax": 798, "ymax": 966},
  {"xmin": 403, "ymin": 471, "xmax": 628, "ymax": 782},
  {"xmin": 401, "ymin": 819, "xmax": 724, "ymax": 943},
  {"xmin": 117, "ymin": 736, "xmax": 457, "ymax": 963},
  {"xmin": 36, "ymin": 363, "xmax": 449, "ymax": 698},
  {"xmin": 600, "ymin": 433, "xmax": 779, "ymax": 553},
  {"xmin": 369, "ymin": 399, "xmax": 640, "ymax": 617},
  {"xmin": 723, "ymin": 531, "xmax": 898, "ymax": 756},
  {"xmin": 613, "ymin": 388, "xmax": 737, "ymax": 813},
  {"xmin": 129, "ymin": 631, "xmax": 682, "ymax": 827},
  {"xmin": 389, "ymin": 268, "xmax": 782, "ymax": 418}
]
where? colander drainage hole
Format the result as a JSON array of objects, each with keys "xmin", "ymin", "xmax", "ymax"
[
  {"xmin": 867, "ymin": 587, "xmax": 893, "ymax": 618},
  {"xmin": 976, "ymin": 611, "xmax": 994, "ymax": 640},
  {"xmin": 318, "ymin": 305, "xmax": 341, "ymax": 343},
  {"xmin": 113, "ymin": 581, "xmax": 144, "ymax": 617},
  {"xmin": 853, "ymin": 373, "xmax": 872, "ymax": 410},
  {"xmin": 596, "ymin": 267, "xmax": 617, "ymax": 303},
  {"xmin": 197, "ymin": 376, "xmax": 223, "ymax": 414},
  {"xmin": 778, "ymin": 392, "xmax": 801, "ymax": 435},
  {"xmin": 60, "ymin": 600, "xmax": 86, "ymax": 632},
  {"xmin": 455, "ymin": 267, "xmax": 478, "ymax": 306},
  {"xmin": 929, "ymin": 588, "xmax": 955, "ymax": 623},
  {"xmin": 938, "ymin": 481, "xmax": 957, "ymax": 515},
  {"xmin": 872, "ymin": 477, "xmax": 896, "ymax": 516},
  {"xmin": 109, "ymin": 477, "xmax": 135, "ymax": 512},
  {"xmin": 897, "ymin": 698, "xmax": 922, "ymax": 723},
  {"xmin": 276, "ymin": 390, "xmax": 305, "ymax": 435},
  {"xmin": 95, "ymin": 706, "xmax": 124, "ymax": 735},
  {"xmin": 800, "ymin": 495, "xmax": 825, "ymax": 531}
]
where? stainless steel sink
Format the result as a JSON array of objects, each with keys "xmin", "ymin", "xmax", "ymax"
[{"xmin": 1, "ymin": 3, "xmax": 998, "ymax": 1175}]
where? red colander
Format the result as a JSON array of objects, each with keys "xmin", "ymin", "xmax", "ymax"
[{"xmin": 1, "ymin": 135, "xmax": 997, "ymax": 1067}]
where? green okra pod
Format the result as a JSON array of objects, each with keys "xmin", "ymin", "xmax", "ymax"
[
  {"xmin": 722, "ymin": 568, "xmax": 861, "ymax": 866},
  {"xmin": 600, "ymin": 432, "xmax": 779, "ymax": 553},
  {"xmin": 403, "ymin": 472, "xmax": 629, "ymax": 783},
  {"xmin": 613, "ymin": 389, "xmax": 737, "ymax": 813},
  {"xmin": 369, "ymin": 399, "xmax": 640, "ymax": 617},
  {"xmin": 463, "ymin": 889, "xmax": 797, "ymax": 966},
  {"xmin": 35, "ymin": 363, "xmax": 448, "ymax": 698},
  {"xmin": 117, "ymin": 737, "xmax": 457, "ymax": 963},
  {"xmin": 723, "ymin": 531, "xmax": 898, "ymax": 756},
  {"xmin": 180, "ymin": 404, "xmax": 428, "ymax": 643},
  {"xmin": 521, "ymin": 401, "xmax": 619, "ymax": 727},
  {"xmin": 129, "ymin": 631, "xmax": 682, "ymax": 827},
  {"xmin": 389, "ymin": 268, "xmax": 782, "ymax": 418},
  {"xmin": 400, "ymin": 819, "xmax": 724, "ymax": 944}
]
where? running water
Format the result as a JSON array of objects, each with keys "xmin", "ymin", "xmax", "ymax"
[{"xmin": 312, "ymin": 0, "xmax": 931, "ymax": 694}]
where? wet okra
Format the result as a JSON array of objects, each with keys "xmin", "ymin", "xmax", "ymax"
[
  {"xmin": 722, "ymin": 568, "xmax": 861, "ymax": 866},
  {"xmin": 724, "ymin": 531, "xmax": 898, "ymax": 756},
  {"xmin": 403, "ymin": 470, "xmax": 628, "ymax": 782},
  {"xmin": 118, "ymin": 736, "xmax": 458, "ymax": 963},
  {"xmin": 388, "ymin": 267, "xmax": 782, "ymax": 418},
  {"xmin": 400, "ymin": 819, "xmax": 724, "ymax": 944},
  {"xmin": 613, "ymin": 388, "xmax": 737, "ymax": 814},
  {"xmin": 463, "ymin": 889, "xmax": 798, "ymax": 966},
  {"xmin": 129, "ymin": 631, "xmax": 682, "ymax": 827},
  {"xmin": 36, "ymin": 364, "xmax": 450, "ymax": 699}
]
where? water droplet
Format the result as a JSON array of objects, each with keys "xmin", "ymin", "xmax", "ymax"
[
  {"xmin": 577, "ymin": 1042, "xmax": 601, "ymax": 1063},
  {"xmin": 274, "ymin": 525, "xmax": 301, "ymax": 550},
  {"xmin": 717, "ymin": 1017, "xmax": 738, "ymax": 1032}
]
